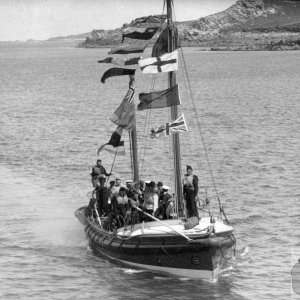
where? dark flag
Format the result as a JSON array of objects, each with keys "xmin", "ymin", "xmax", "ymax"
[
  {"xmin": 152, "ymin": 25, "xmax": 179, "ymax": 57},
  {"xmin": 138, "ymin": 84, "xmax": 180, "ymax": 110},
  {"xmin": 97, "ymin": 126, "xmax": 125, "ymax": 156},
  {"xmin": 110, "ymin": 80, "xmax": 136, "ymax": 131},
  {"xmin": 98, "ymin": 56, "xmax": 140, "ymax": 67},
  {"xmin": 122, "ymin": 27, "xmax": 159, "ymax": 43},
  {"xmin": 109, "ymin": 44, "xmax": 147, "ymax": 55},
  {"xmin": 101, "ymin": 68, "xmax": 135, "ymax": 83},
  {"xmin": 132, "ymin": 15, "xmax": 166, "ymax": 25}
]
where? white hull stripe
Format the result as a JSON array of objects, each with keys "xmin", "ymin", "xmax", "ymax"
[{"xmin": 95, "ymin": 247, "xmax": 214, "ymax": 280}]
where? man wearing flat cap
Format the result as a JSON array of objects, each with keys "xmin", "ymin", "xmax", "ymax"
[{"xmin": 183, "ymin": 165, "xmax": 199, "ymax": 218}]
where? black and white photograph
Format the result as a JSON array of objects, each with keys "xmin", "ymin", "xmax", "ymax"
[{"xmin": 0, "ymin": 0, "xmax": 299, "ymax": 299}]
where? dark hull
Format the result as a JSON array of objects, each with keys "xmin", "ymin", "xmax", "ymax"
[{"xmin": 76, "ymin": 207, "xmax": 235, "ymax": 279}]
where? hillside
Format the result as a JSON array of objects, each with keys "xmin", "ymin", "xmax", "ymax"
[
  {"xmin": 178, "ymin": 0, "xmax": 300, "ymax": 50},
  {"xmin": 68, "ymin": 0, "xmax": 300, "ymax": 50}
]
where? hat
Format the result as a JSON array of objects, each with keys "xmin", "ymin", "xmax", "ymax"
[
  {"xmin": 149, "ymin": 181, "xmax": 156, "ymax": 188},
  {"xmin": 186, "ymin": 165, "xmax": 193, "ymax": 171},
  {"xmin": 144, "ymin": 180, "xmax": 151, "ymax": 184},
  {"xmin": 162, "ymin": 185, "xmax": 170, "ymax": 190},
  {"xmin": 125, "ymin": 180, "xmax": 133, "ymax": 184},
  {"xmin": 157, "ymin": 181, "xmax": 163, "ymax": 187}
]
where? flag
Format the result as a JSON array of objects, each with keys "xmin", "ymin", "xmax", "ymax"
[
  {"xmin": 138, "ymin": 84, "xmax": 180, "ymax": 110},
  {"xmin": 139, "ymin": 50, "xmax": 178, "ymax": 74},
  {"xmin": 152, "ymin": 26, "xmax": 179, "ymax": 57},
  {"xmin": 98, "ymin": 56, "xmax": 140, "ymax": 67},
  {"xmin": 97, "ymin": 126, "xmax": 125, "ymax": 156},
  {"xmin": 122, "ymin": 27, "xmax": 159, "ymax": 42},
  {"xmin": 110, "ymin": 83, "xmax": 136, "ymax": 131},
  {"xmin": 109, "ymin": 44, "xmax": 147, "ymax": 55},
  {"xmin": 150, "ymin": 113, "xmax": 188, "ymax": 138},
  {"xmin": 132, "ymin": 15, "xmax": 166, "ymax": 25},
  {"xmin": 101, "ymin": 68, "xmax": 135, "ymax": 83}
]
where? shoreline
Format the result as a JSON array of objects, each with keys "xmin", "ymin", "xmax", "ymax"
[{"xmin": 1, "ymin": 40, "xmax": 299, "ymax": 51}]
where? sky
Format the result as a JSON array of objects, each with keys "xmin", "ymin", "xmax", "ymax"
[{"xmin": 0, "ymin": 0, "xmax": 236, "ymax": 41}]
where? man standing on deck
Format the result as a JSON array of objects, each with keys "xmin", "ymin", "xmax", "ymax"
[
  {"xmin": 90, "ymin": 159, "xmax": 111, "ymax": 187},
  {"xmin": 183, "ymin": 165, "xmax": 199, "ymax": 218}
]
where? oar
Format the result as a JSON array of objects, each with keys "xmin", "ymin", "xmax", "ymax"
[
  {"xmin": 94, "ymin": 203, "xmax": 102, "ymax": 227},
  {"xmin": 133, "ymin": 205, "xmax": 191, "ymax": 242}
]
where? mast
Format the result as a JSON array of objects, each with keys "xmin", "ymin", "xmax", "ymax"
[
  {"xmin": 166, "ymin": 0, "xmax": 184, "ymax": 216},
  {"xmin": 129, "ymin": 76, "xmax": 139, "ymax": 182},
  {"xmin": 131, "ymin": 127, "xmax": 139, "ymax": 181}
]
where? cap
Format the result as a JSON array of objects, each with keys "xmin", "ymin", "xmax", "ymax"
[
  {"xmin": 144, "ymin": 180, "xmax": 151, "ymax": 184},
  {"xmin": 186, "ymin": 165, "xmax": 193, "ymax": 171},
  {"xmin": 162, "ymin": 185, "xmax": 170, "ymax": 190},
  {"xmin": 157, "ymin": 181, "xmax": 163, "ymax": 187},
  {"xmin": 149, "ymin": 181, "xmax": 156, "ymax": 188},
  {"xmin": 125, "ymin": 180, "xmax": 133, "ymax": 184}
]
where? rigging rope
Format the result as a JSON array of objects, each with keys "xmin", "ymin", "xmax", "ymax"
[
  {"xmin": 138, "ymin": 3, "xmax": 168, "ymax": 179},
  {"xmin": 180, "ymin": 56, "xmax": 208, "ymax": 184},
  {"xmin": 179, "ymin": 50, "xmax": 223, "ymax": 212},
  {"xmin": 139, "ymin": 75, "xmax": 156, "ymax": 177},
  {"xmin": 106, "ymin": 146, "xmax": 119, "ymax": 183}
]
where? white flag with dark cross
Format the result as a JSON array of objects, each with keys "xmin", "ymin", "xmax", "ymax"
[{"xmin": 139, "ymin": 50, "xmax": 178, "ymax": 74}]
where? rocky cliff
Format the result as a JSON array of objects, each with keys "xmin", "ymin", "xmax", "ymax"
[{"xmin": 79, "ymin": 0, "xmax": 300, "ymax": 50}]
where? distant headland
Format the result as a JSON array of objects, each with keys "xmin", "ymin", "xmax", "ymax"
[
  {"xmin": 3, "ymin": 0, "xmax": 300, "ymax": 51},
  {"xmin": 76, "ymin": 0, "xmax": 300, "ymax": 51}
]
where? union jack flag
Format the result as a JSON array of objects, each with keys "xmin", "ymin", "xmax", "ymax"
[{"xmin": 150, "ymin": 113, "xmax": 188, "ymax": 138}]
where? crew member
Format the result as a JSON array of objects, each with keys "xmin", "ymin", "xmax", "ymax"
[
  {"xmin": 90, "ymin": 159, "xmax": 111, "ymax": 187},
  {"xmin": 111, "ymin": 187, "xmax": 129, "ymax": 227},
  {"xmin": 143, "ymin": 181, "xmax": 158, "ymax": 222},
  {"xmin": 183, "ymin": 165, "xmax": 199, "ymax": 218}
]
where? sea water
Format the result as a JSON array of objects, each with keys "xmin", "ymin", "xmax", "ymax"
[{"xmin": 0, "ymin": 43, "xmax": 299, "ymax": 300}]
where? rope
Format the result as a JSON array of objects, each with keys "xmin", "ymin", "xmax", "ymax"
[
  {"xmin": 105, "ymin": 146, "xmax": 119, "ymax": 184},
  {"xmin": 139, "ymin": 75, "xmax": 156, "ymax": 177},
  {"xmin": 180, "ymin": 56, "xmax": 208, "ymax": 185},
  {"xmin": 133, "ymin": 205, "xmax": 192, "ymax": 241},
  {"xmin": 179, "ymin": 49, "xmax": 224, "ymax": 214},
  {"xmin": 139, "ymin": 1, "xmax": 166, "ymax": 177}
]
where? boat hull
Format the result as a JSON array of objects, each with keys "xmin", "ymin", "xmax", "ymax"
[{"xmin": 75, "ymin": 206, "xmax": 235, "ymax": 280}]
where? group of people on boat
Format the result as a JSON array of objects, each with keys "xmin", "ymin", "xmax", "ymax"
[{"xmin": 87, "ymin": 159, "xmax": 199, "ymax": 229}]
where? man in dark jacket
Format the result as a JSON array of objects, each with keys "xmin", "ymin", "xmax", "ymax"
[
  {"xmin": 183, "ymin": 165, "xmax": 199, "ymax": 218},
  {"xmin": 90, "ymin": 159, "xmax": 111, "ymax": 187},
  {"xmin": 85, "ymin": 198, "xmax": 97, "ymax": 219}
]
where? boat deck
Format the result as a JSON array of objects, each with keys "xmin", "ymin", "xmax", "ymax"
[{"xmin": 117, "ymin": 217, "xmax": 233, "ymax": 238}]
